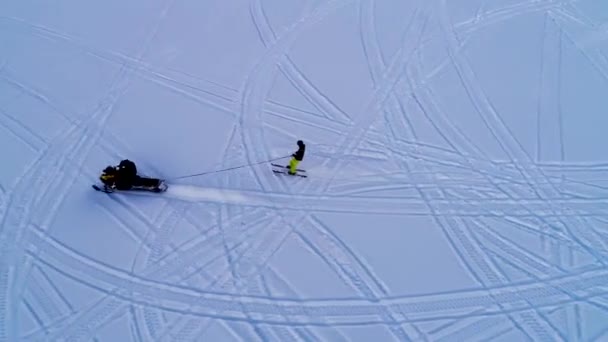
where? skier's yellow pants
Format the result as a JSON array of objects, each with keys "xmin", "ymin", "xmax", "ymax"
[{"xmin": 289, "ymin": 158, "xmax": 300, "ymax": 174}]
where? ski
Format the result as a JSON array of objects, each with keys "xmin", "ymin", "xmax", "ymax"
[
  {"xmin": 271, "ymin": 163, "xmax": 306, "ymax": 172},
  {"xmin": 272, "ymin": 169, "xmax": 307, "ymax": 178}
]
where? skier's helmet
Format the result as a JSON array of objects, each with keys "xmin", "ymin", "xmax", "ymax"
[{"xmin": 297, "ymin": 140, "xmax": 304, "ymax": 146}]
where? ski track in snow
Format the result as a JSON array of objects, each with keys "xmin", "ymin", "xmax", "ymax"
[{"xmin": 0, "ymin": 0, "xmax": 607, "ymax": 340}]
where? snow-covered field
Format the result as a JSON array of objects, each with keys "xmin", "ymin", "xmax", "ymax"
[{"xmin": 1, "ymin": 0, "xmax": 608, "ymax": 340}]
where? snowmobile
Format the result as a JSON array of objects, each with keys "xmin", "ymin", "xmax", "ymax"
[{"xmin": 93, "ymin": 159, "xmax": 168, "ymax": 193}]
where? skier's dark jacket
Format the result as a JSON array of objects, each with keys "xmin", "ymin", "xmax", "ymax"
[{"xmin": 292, "ymin": 141, "xmax": 305, "ymax": 161}]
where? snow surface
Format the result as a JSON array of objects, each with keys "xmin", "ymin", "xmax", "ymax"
[{"xmin": 1, "ymin": 0, "xmax": 608, "ymax": 340}]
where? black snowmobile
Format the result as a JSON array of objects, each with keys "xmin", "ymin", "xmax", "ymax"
[{"xmin": 93, "ymin": 159, "xmax": 168, "ymax": 193}]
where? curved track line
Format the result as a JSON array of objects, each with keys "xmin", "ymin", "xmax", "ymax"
[
  {"xmin": 364, "ymin": 0, "xmax": 600, "ymax": 336},
  {"xmin": 237, "ymin": 14, "xmax": 448, "ymax": 340},
  {"xmin": 439, "ymin": 0, "xmax": 607, "ymax": 265},
  {"xmin": 0, "ymin": 69, "xmax": 133, "ymax": 339},
  {"xmin": 238, "ymin": 0, "xmax": 362, "ymax": 337},
  {"xmin": 240, "ymin": 0, "xmax": 355, "ymax": 191},
  {"xmin": 455, "ymin": 0, "xmax": 579, "ymax": 37},
  {"xmin": 1, "ymin": 1, "xmax": 176, "ymax": 339},
  {"xmin": 24, "ymin": 231, "xmax": 608, "ymax": 326},
  {"xmin": 433, "ymin": 0, "xmax": 606, "ymax": 338},
  {"xmin": 0, "ymin": 14, "xmax": 362, "ymax": 135},
  {"xmin": 250, "ymin": 0, "xmax": 352, "ymax": 124},
  {"xmin": 36, "ymin": 209, "xmax": 271, "ymax": 340},
  {"xmin": 3, "ymin": 0, "xmax": 604, "ymax": 338}
]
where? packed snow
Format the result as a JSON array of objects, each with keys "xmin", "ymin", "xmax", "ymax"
[{"xmin": 1, "ymin": 0, "xmax": 608, "ymax": 340}]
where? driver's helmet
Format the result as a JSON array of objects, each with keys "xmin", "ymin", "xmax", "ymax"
[{"xmin": 100, "ymin": 166, "xmax": 116, "ymax": 183}]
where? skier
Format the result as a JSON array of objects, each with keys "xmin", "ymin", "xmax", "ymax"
[{"xmin": 288, "ymin": 140, "xmax": 305, "ymax": 175}]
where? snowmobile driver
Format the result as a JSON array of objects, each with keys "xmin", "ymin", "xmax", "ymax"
[
  {"xmin": 288, "ymin": 140, "xmax": 305, "ymax": 175},
  {"xmin": 117, "ymin": 159, "xmax": 137, "ymax": 183}
]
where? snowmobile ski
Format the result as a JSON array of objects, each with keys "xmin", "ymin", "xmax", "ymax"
[
  {"xmin": 92, "ymin": 184, "xmax": 113, "ymax": 193},
  {"xmin": 92, "ymin": 181, "xmax": 168, "ymax": 193}
]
